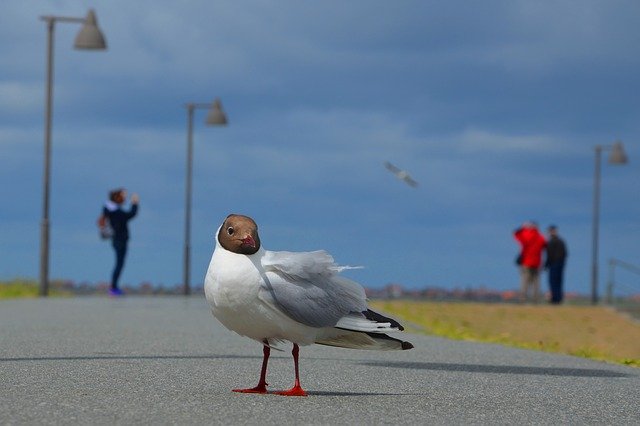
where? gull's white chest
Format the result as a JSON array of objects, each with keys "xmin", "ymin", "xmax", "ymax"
[
  {"xmin": 204, "ymin": 246, "xmax": 321, "ymax": 345},
  {"xmin": 204, "ymin": 247, "xmax": 280, "ymax": 340}
]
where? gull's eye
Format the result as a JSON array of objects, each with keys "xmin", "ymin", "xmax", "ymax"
[{"xmin": 227, "ymin": 227, "xmax": 234, "ymax": 236}]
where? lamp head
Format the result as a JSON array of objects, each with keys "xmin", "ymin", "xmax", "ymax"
[
  {"xmin": 608, "ymin": 140, "xmax": 628, "ymax": 165},
  {"xmin": 74, "ymin": 9, "xmax": 107, "ymax": 50},
  {"xmin": 205, "ymin": 98, "xmax": 228, "ymax": 126}
]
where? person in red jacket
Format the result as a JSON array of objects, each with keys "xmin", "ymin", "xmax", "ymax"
[{"xmin": 514, "ymin": 221, "xmax": 547, "ymax": 303}]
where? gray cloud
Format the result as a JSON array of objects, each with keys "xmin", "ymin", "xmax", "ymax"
[{"xmin": 1, "ymin": 0, "xmax": 638, "ymax": 294}]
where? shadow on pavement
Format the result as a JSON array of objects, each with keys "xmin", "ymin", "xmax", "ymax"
[
  {"xmin": 307, "ymin": 390, "xmax": 411, "ymax": 397},
  {"xmin": 359, "ymin": 361, "xmax": 633, "ymax": 378},
  {"xmin": 4, "ymin": 354, "xmax": 632, "ymax": 379},
  {"xmin": 0, "ymin": 354, "xmax": 260, "ymax": 362}
]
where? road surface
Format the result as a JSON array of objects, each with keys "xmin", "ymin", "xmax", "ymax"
[{"xmin": 1, "ymin": 297, "xmax": 638, "ymax": 424}]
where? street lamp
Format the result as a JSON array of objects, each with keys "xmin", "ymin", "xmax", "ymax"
[
  {"xmin": 606, "ymin": 258, "xmax": 640, "ymax": 304},
  {"xmin": 590, "ymin": 140, "xmax": 628, "ymax": 305},
  {"xmin": 183, "ymin": 99, "xmax": 228, "ymax": 295},
  {"xmin": 39, "ymin": 10, "xmax": 107, "ymax": 297}
]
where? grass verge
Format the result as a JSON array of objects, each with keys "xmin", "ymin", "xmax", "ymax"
[
  {"xmin": 0, "ymin": 279, "xmax": 72, "ymax": 299},
  {"xmin": 371, "ymin": 300, "xmax": 640, "ymax": 367}
]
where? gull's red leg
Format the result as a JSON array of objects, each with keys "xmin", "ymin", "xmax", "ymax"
[
  {"xmin": 274, "ymin": 343, "xmax": 307, "ymax": 397},
  {"xmin": 233, "ymin": 342, "xmax": 270, "ymax": 393}
]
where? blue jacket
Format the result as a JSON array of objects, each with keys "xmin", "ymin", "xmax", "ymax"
[{"xmin": 103, "ymin": 203, "xmax": 138, "ymax": 242}]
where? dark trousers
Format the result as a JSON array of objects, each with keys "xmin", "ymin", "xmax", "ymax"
[
  {"xmin": 548, "ymin": 262, "xmax": 565, "ymax": 304},
  {"xmin": 111, "ymin": 239, "xmax": 128, "ymax": 290}
]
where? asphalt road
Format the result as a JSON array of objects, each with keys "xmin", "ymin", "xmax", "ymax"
[{"xmin": 1, "ymin": 296, "xmax": 638, "ymax": 425}]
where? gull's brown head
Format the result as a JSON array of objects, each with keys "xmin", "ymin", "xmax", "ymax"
[{"xmin": 217, "ymin": 214, "xmax": 261, "ymax": 255}]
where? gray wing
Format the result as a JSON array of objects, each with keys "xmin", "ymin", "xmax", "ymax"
[
  {"xmin": 384, "ymin": 161, "xmax": 402, "ymax": 175},
  {"xmin": 259, "ymin": 250, "xmax": 367, "ymax": 328},
  {"xmin": 402, "ymin": 174, "xmax": 419, "ymax": 187}
]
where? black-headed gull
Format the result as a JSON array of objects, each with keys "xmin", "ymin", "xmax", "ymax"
[
  {"xmin": 384, "ymin": 161, "xmax": 419, "ymax": 187},
  {"xmin": 204, "ymin": 214, "xmax": 413, "ymax": 396}
]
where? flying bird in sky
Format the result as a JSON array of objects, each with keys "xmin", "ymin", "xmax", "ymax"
[
  {"xmin": 384, "ymin": 161, "xmax": 419, "ymax": 187},
  {"xmin": 204, "ymin": 214, "xmax": 413, "ymax": 396}
]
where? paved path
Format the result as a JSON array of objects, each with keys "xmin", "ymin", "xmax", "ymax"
[{"xmin": 1, "ymin": 297, "xmax": 638, "ymax": 425}]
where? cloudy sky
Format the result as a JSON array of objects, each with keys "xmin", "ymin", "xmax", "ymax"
[{"xmin": 1, "ymin": 1, "xmax": 639, "ymax": 296}]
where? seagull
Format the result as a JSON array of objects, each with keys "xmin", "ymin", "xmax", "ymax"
[
  {"xmin": 204, "ymin": 214, "xmax": 413, "ymax": 397},
  {"xmin": 384, "ymin": 161, "xmax": 419, "ymax": 187}
]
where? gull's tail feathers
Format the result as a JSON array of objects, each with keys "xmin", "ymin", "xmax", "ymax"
[
  {"xmin": 334, "ymin": 309, "xmax": 405, "ymax": 333},
  {"xmin": 317, "ymin": 309, "xmax": 413, "ymax": 350},
  {"xmin": 315, "ymin": 330, "xmax": 413, "ymax": 351}
]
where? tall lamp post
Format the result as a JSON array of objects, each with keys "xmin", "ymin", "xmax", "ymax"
[
  {"xmin": 590, "ymin": 140, "xmax": 628, "ymax": 305},
  {"xmin": 183, "ymin": 99, "xmax": 228, "ymax": 295},
  {"xmin": 39, "ymin": 10, "xmax": 107, "ymax": 296}
]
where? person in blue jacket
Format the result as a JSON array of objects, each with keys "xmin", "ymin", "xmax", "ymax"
[
  {"xmin": 103, "ymin": 188, "xmax": 139, "ymax": 296},
  {"xmin": 545, "ymin": 225, "xmax": 568, "ymax": 304}
]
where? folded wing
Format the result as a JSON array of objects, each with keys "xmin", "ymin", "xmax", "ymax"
[
  {"xmin": 259, "ymin": 250, "xmax": 367, "ymax": 328},
  {"xmin": 259, "ymin": 249, "xmax": 413, "ymax": 351}
]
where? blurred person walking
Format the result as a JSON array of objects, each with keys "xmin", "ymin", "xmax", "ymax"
[
  {"xmin": 102, "ymin": 188, "xmax": 139, "ymax": 296},
  {"xmin": 545, "ymin": 225, "xmax": 568, "ymax": 304},
  {"xmin": 513, "ymin": 221, "xmax": 547, "ymax": 303}
]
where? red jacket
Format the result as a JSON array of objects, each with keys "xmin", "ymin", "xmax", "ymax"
[{"xmin": 514, "ymin": 227, "xmax": 546, "ymax": 268}]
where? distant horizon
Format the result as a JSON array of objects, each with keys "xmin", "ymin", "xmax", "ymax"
[{"xmin": 3, "ymin": 277, "xmax": 638, "ymax": 299}]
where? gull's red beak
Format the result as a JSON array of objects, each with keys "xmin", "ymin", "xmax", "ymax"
[{"xmin": 241, "ymin": 235, "xmax": 256, "ymax": 249}]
